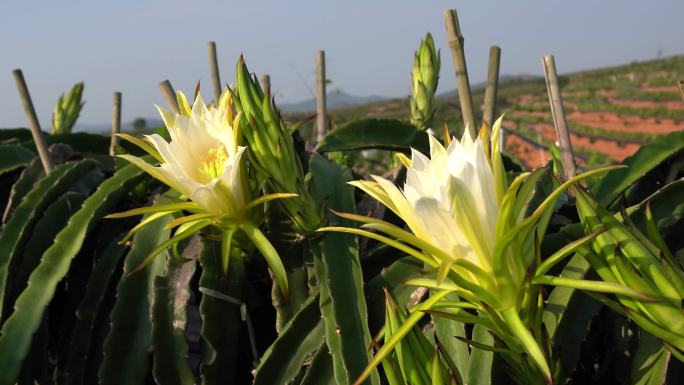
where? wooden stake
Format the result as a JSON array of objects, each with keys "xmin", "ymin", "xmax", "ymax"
[
  {"xmin": 159, "ymin": 80, "xmax": 180, "ymax": 114},
  {"xmin": 12, "ymin": 69, "xmax": 54, "ymax": 174},
  {"xmin": 208, "ymin": 41, "xmax": 222, "ymax": 102},
  {"xmin": 109, "ymin": 92, "xmax": 122, "ymax": 156},
  {"xmin": 316, "ymin": 50, "xmax": 328, "ymax": 144},
  {"xmin": 542, "ymin": 55, "xmax": 576, "ymax": 177},
  {"xmin": 483, "ymin": 46, "xmax": 501, "ymax": 127},
  {"xmin": 678, "ymin": 80, "xmax": 684, "ymax": 102},
  {"xmin": 260, "ymin": 74, "xmax": 271, "ymax": 96},
  {"xmin": 443, "ymin": 9, "xmax": 476, "ymax": 137},
  {"xmin": 483, "ymin": 46, "xmax": 502, "ymax": 152}
]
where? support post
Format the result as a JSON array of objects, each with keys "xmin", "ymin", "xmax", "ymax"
[
  {"xmin": 208, "ymin": 41, "xmax": 222, "ymax": 102},
  {"xmin": 316, "ymin": 50, "xmax": 328, "ymax": 144},
  {"xmin": 159, "ymin": 80, "xmax": 180, "ymax": 114},
  {"xmin": 483, "ymin": 46, "xmax": 502, "ymax": 152},
  {"xmin": 483, "ymin": 46, "xmax": 501, "ymax": 127},
  {"xmin": 12, "ymin": 69, "xmax": 54, "ymax": 174},
  {"xmin": 443, "ymin": 9, "xmax": 477, "ymax": 137},
  {"xmin": 109, "ymin": 92, "xmax": 122, "ymax": 156},
  {"xmin": 260, "ymin": 74, "xmax": 271, "ymax": 95},
  {"xmin": 542, "ymin": 55, "xmax": 576, "ymax": 177}
]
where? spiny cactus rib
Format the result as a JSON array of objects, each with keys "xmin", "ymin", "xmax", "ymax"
[
  {"xmin": 3, "ymin": 192, "xmax": 85, "ymax": 322},
  {"xmin": 198, "ymin": 238, "xmax": 245, "ymax": 385},
  {"xmin": 310, "ymin": 154, "xmax": 379, "ymax": 385},
  {"xmin": 98, "ymin": 202, "xmax": 172, "ymax": 385},
  {"xmin": 2, "ymin": 157, "xmax": 43, "ymax": 224},
  {"xmin": 315, "ymin": 118, "xmax": 429, "ymax": 154},
  {"xmin": 0, "ymin": 159, "xmax": 98, "ymax": 318},
  {"xmin": 63, "ymin": 239, "xmax": 127, "ymax": 385},
  {"xmin": 151, "ymin": 264, "xmax": 196, "ymax": 385},
  {"xmin": 299, "ymin": 341, "xmax": 335, "ymax": 385},
  {"xmin": 0, "ymin": 162, "xmax": 145, "ymax": 385},
  {"xmin": 0, "ymin": 144, "xmax": 35, "ymax": 176},
  {"xmin": 253, "ymin": 293, "xmax": 323, "ymax": 385}
]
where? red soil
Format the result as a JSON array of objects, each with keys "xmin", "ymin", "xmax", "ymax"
[
  {"xmin": 608, "ymin": 99, "xmax": 683, "ymax": 110},
  {"xmin": 531, "ymin": 123, "xmax": 640, "ymax": 162},
  {"xmin": 566, "ymin": 111, "xmax": 683, "ymax": 134},
  {"xmin": 504, "ymin": 132, "xmax": 549, "ymax": 169},
  {"xmin": 510, "ymin": 111, "xmax": 549, "ymax": 119},
  {"xmin": 641, "ymin": 85, "xmax": 680, "ymax": 93}
]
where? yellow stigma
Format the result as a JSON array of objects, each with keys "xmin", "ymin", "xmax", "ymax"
[{"xmin": 198, "ymin": 146, "xmax": 228, "ymax": 182}]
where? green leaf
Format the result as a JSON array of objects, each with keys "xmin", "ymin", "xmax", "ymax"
[
  {"xmin": 316, "ymin": 118, "xmax": 429, "ymax": 154},
  {"xmin": 98, "ymin": 201, "xmax": 173, "ymax": 385},
  {"xmin": 310, "ymin": 153, "xmax": 379, "ymax": 385},
  {"xmin": 592, "ymin": 130, "xmax": 684, "ymax": 207},
  {"xmin": 0, "ymin": 162, "xmax": 145, "ymax": 385},
  {"xmin": 0, "ymin": 144, "xmax": 35, "ymax": 176},
  {"xmin": 0, "ymin": 159, "xmax": 98, "ymax": 318},
  {"xmin": 253, "ymin": 293, "xmax": 323, "ymax": 385}
]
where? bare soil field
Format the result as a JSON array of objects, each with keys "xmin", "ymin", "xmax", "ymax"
[{"xmin": 566, "ymin": 112, "xmax": 683, "ymax": 134}]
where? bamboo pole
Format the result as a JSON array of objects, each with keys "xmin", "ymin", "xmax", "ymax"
[
  {"xmin": 483, "ymin": 46, "xmax": 502, "ymax": 152},
  {"xmin": 109, "ymin": 92, "xmax": 122, "ymax": 156},
  {"xmin": 159, "ymin": 80, "xmax": 180, "ymax": 114},
  {"xmin": 542, "ymin": 55, "xmax": 576, "ymax": 177},
  {"xmin": 208, "ymin": 41, "xmax": 222, "ymax": 102},
  {"xmin": 12, "ymin": 69, "xmax": 54, "ymax": 174},
  {"xmin": 315, "ymin": 50, "xmax": 328, "ymax": 144},
  {"xmin": 443, "ymin": 9, "xmax": 476, "ymax": 137},
  {"xmin": 482, "ymin": 46, "xmax": 501, "ymax": 127},
  {"xmin": 260, "ymin": 74, "xmax": 271, "ymax": 96},
  {"xmin": 678, "ymin": 80, "xmax": 684, "ymax": 102}
]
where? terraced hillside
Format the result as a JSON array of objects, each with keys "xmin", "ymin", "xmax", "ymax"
[{"xmin": 291, "ymin": 55, "xmax": 684, "ymax": 169}]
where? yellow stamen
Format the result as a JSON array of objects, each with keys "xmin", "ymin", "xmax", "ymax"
[{"xmin": 199, "ymin": 146, "xmax": 228, "ymax": 181}]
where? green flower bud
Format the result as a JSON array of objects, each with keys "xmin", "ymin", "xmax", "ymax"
[
  {"xmin": 233, "ymin": 57, "xmax": 321, "ymax": 236},
  {"xmin": 409, "ymin": 33, "xmax": 440, "ymax": 131},
  {"xmin": 52, "ymin": 82, "xmax": 84, "ymax": 135}
]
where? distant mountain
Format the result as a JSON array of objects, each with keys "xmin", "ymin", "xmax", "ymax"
[
  {"xmin": 437, "ymin": 74, "xmax": 542, "ymax": 98},
  {"xmin": 278, "ymin": 89, "xmax": 389, "ymax": 113},
  {"xmin": 74, "ymin": 118, "xmax": 164, "ymax": 134}
]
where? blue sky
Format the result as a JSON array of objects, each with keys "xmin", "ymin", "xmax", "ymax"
[{"xmin": 1, "ymin": 1, "xmax": 682, "ymax": 128}]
